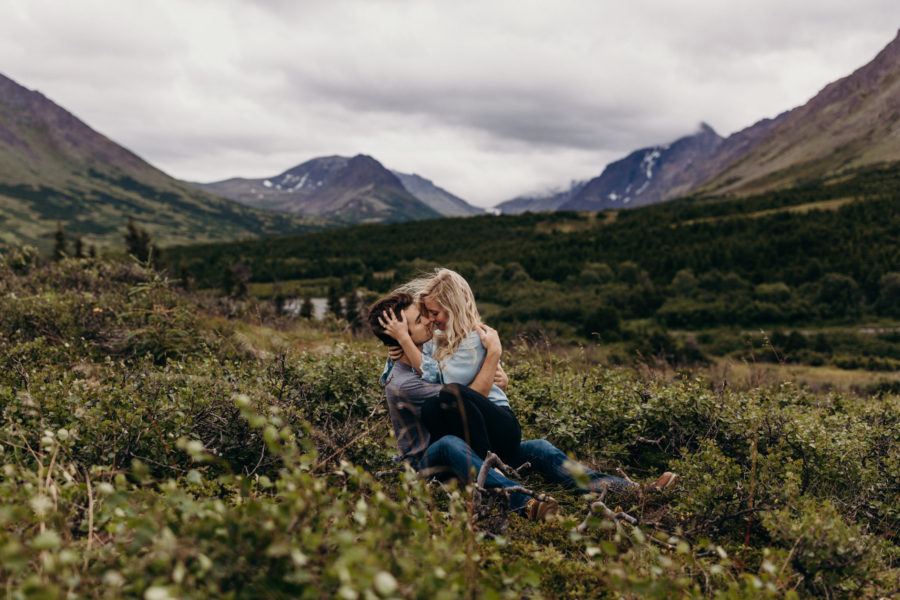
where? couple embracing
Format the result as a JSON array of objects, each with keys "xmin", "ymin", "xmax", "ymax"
[{"xmin": 367, "ymin": 268, "xmax": 676, "ymax": 520}]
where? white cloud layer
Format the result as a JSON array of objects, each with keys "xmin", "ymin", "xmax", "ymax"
[{"xmin": 1, "ymin": 0, "xmax": 898, "ymax": 206}]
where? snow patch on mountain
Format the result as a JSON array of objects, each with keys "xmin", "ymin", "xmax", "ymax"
[{"xmin": 641, "ymin": 149, "xmax": 662, "ymax": 180}]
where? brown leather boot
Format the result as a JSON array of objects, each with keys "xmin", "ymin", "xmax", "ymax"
[
  {"xmin": 524, "ymin": 496, "xmax": 559, "ymax": 520},
  {"xmin": 647, "ymin": 471, "xmax": 678, "ymax": 491}
]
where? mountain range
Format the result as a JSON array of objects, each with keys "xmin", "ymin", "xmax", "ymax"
[
  {"xmin": 0, "ymin": 67, "xmax": 480, "ymax": 251},
  {"xmin": 496, "ymin": 29, "xmax": 900, "ymax": 213},
  {"xmin": 193, "ymin": 155, "xmax": 483, "ymax": 222},
  {"xmin": 496, "ymin": 180, "xmax": 589, "ymax": 214},
  {"xmin": 0, "ymin": 73, "xmax": 326, "ymax": 252},
  {"xmin": 2, "ymin": 29, "xmax": 899, "ymax": 250}
]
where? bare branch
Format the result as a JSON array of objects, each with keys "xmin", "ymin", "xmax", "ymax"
[
  {"xmin": 587, "ymin": 483, "xmax": 609, "ymax": 503},
  {"xmin": 375, "ymin": 468, "xmax": 402, "ymax": 478},
  {"xmin": 247, "ymin": 440, "xmax": 267, "ymax": 476},
  {"xmin": 82, "ymin": 466, "xmax": 94, "ymax": 569},
  {"xmin": 471, "ymin": 452, "xmax": 550, "ymax": 530},
  {"xmin": 616, "ymin": 467, "xmax": 643, "ymax": 501},
  {"xmin": 488, "ymin": 485, "xmax": 553, "ymax": 502},
  {"xmin": 475, "ymin": 452, "xmax": 527, "ymax": 488},
  {"xmin": 575, "ymin": 499, "xmax": 638, "ymax": 533},
  {"xmin": 615, "ymin": 467, "xmax": 638, "ymax": 487},
  {"xmin": 634, "ymin": 435, "xmax": 665, "ymax": 449},
  {"xmin": 647, "ymin": 533, "xmax": 677, "ymax": 551},
  {"xmin": 313, "ymin": 424, "xmax": 375, "ymax": 471}
]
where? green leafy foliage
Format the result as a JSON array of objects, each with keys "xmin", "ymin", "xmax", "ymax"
[{"xmin": 1, "ymin": 253, "xmax": 898, "ymax": 598}]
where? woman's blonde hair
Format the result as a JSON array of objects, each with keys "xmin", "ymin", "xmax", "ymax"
[{"xmin": 417, "ymin": 268, "xmax": 482, "ymax": 364}]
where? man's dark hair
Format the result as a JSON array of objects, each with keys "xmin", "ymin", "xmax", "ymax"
[{"xmin": 367, "ymin": 292, "xmax": 414, "ymax": 346}]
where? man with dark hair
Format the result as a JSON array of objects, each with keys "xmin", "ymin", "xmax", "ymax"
[
  {"xmin": 367, "ymin": 292, "xmax": 450, "ymax": 465},
  {"xmin": 368, "ymin": 292, "xmax": 417, "ymax": 346}
]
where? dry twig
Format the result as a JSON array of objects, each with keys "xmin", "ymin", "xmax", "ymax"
[
  {"xmin": 473, "ymin": 452, "xmax": 546, "ymax": 518},
  {"xmin": 474, "ymin": 453, "xmax": 529, "ymax": 488},
  {"xmin": 575, "ymin": 499, "xmax": 639, "ymax": 533},
  {"xmin": 634, "ymin": 435, "xmax": 665, "ymax": 449},
  {"xmin": 82, "ymin": 466, "xmax": 95, "ymax": 569},
  {"xmin": 616, "ymin": 467, "xmax": 644, "ymax": 502}
]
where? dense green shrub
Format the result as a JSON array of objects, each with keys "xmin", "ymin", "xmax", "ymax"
[
  {"xmin": 582, "ymin": 305, "xmax": 621, "ymax": 340},
  {"xmin": 1, "ymin": 255, "xmax": 899, "ymax": 598},
  {"xmin": 811, "ymin": 273, "xmax": 863, "ymax": 320},
  {"xmin": 509, "ymin": 359, "xmax": 900, "ymax": 594}
]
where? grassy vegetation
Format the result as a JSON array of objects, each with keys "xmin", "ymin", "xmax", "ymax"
[
  {"xmin": 1, "ymin": 250, "xmax": 898, "ymax": 598},
  {"xmin": 681, "ymin": 197, "xmax": 854, "ymax": 225},
  {"xmin": 0, "ymin": 174, "xmax": 327, "ymax": 254}
]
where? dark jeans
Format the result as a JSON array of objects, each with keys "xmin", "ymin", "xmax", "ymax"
[
  {"xmin": 512, "ymin": 439, "xmax": 633, "ymax": 495},
  {"xmin": 421, "ymin": 383, "xmax": 521, "ymax": 463}
]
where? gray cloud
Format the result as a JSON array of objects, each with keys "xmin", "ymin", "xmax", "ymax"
[{"xmin": 1, "ymin": 0, "xmax": 898, "ymax": 206}]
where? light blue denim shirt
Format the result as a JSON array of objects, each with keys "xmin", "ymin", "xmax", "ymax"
[
  {"xmin": 422, "ymin": 331, "xmax": 510, "ymax": 408},
  {"xmin": 380, "ymin": 331, "xmax": 510, "ymax": 408}
]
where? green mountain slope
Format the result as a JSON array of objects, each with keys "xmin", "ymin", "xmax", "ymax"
[
  {"xmin": 0, "ymin": 73, "xmax": 326, "ymax": 252},
  {"xmin": 696, "ymin": 30, "xmax": 900, "ymax": 196}
]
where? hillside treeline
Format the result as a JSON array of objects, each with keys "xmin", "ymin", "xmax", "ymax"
[{"xmin": 164, "ymin": 166, "xmax": 900, "ymax": 350}]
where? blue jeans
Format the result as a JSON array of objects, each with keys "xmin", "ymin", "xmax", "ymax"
[
  {"xmin": 417, "ymin": 435, "xmax": 531, "ymax": 510},
  {"xmin": 416, "ymin": 436, "xmax": 634, "ymax": 511},
  {"xmin": 513, "ymin": 439, "xmax": 633, "ymax": 495}
]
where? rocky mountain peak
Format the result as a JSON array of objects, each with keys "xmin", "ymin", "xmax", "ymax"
[
  {"xmin": 558, "ymin": 124, "xmax": 725, "ymax": 210},
  {"xmin": 390, "ymin": 171, "xmax": 483, "ymax": 216},
  {"xmin": 339, "ymin": 154, "xmax": 405, "ymax": 188},
  {"xmin": 282, "ymin": 155, "xmax": 347, "ymax": 178},
  {"xmin": 807, "ymin": 28, "xmax": 900, "ymax": 111},
  {"xmin": 196, "ymin": 152, "xmax": 441, "ymax": 223},
  {"xmin": 697, "ymin": 122, "xmax": 718, "ymax": 136}
]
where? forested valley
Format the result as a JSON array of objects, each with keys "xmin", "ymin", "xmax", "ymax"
[{"xmin": 164, "ymin": 164, "xmax": 900, "ymax": 384}]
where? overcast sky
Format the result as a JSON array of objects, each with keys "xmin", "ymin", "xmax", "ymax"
[{"xmin": 1, "ymin": 1, "xmax": 898, "ymax": 207}]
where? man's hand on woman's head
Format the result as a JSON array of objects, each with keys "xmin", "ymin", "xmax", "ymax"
[
  {"xmin": 379, "ymin": 309, "xmax": 410, "ymax": 342},
  {"xmin": 476, "ymin": 324, "xmax": 502, "ymax": 355}
]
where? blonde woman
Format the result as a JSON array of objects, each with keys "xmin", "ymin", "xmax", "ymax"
[{"xmin": 380, "ymin": 268, "xmax": 521, "ymax": 462}]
